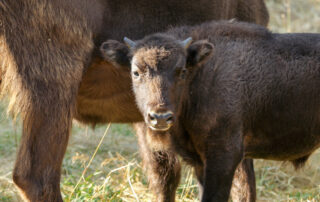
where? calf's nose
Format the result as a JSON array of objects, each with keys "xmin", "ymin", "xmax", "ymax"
[{"xmin": 147, "ymin": 111, "xmax": 174, "ymax": 131}]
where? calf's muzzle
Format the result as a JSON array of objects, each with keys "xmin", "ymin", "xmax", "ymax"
[{"xmin": 147, "ymin": 109, "xmax": 174, "ymax": 131}]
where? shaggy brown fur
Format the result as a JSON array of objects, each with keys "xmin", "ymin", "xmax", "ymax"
[
  {"xmin": 0, "ymin": 0, "xmax": 268, "ymax": 201},
  {"xmin": 101, "ymin": 20, "xmax": 320, "ymax": 201}
]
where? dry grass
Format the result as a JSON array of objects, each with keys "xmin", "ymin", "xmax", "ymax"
[
  {"xmin": 0, "ymin": 108, "xmax": 200, "ymax": 201},
  {"xmin": 1, "ymin": 0, "xmax": 320, "ymax": 201}
]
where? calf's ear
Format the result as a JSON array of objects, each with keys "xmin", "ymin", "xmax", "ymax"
[
  {"xmin": 186, "ymin": 40, "xmax": 214, "ymax": 67},
  {"xmin": 100, "ymin": 40, "xmax": 131, "ymax": 68}
]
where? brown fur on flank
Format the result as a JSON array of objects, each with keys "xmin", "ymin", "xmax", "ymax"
[
  {"xmin": 101, "ymin": 20, "xmax": 320, "ymax": 201},
  {"xmin": 0, "ymin": 0, "xmax": 268, "ymax": 201}
]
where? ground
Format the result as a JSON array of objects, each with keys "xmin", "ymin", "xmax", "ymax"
[{"xmin": 1, "ymin": 0, "xmax": 320, "ymax": 201}]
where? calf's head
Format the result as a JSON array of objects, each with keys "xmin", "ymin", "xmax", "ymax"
[{"xmin": 101, "ymin": 34, "xmax": 214, "ymax": 131}]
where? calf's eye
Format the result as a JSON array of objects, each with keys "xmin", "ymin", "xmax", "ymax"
[
  {"xmin": 180, "ymin": 68, "xmax": 187, "ymax": 79},
  {"xmin": 133, "ymin": 71, "xmax": 140, "ymax": 78},
  {"xmin": 175, "ymin": 67, "xmax": 183, "ymax": 77}
]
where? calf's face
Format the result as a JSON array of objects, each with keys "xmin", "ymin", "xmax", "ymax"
[
  {"xmin": 130, "ymin": 43, "xmax": 186, "ymax": 131},
  {"xmin": 100, "ymin": 35, "xmax": 214, "ymax": 131}
]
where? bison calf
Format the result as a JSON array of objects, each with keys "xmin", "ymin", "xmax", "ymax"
[{"xmin": 100, "ymin": 20, "xmax": 320, "ymax": 201}]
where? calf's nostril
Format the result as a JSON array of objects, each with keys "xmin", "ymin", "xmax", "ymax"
[
  {"xmin": 166, "ymin": 116, "xmax": 174, "ymax": 124},
  {"xmin": 147, "ymin": 111, "xmax": 174, "ymax": 128},
  {"xmin": 148, "ymin": 113, "xmax": 158, "ymax": 126},
  {"xmin": 149, "ymin": 114, "xmax": 155, "ymax": 121}
]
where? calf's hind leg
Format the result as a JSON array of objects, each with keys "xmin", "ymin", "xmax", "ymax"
[
  {"xmin": 194, "ymin": 164, "xmax": 205, "ymax": 200},
  {"xmin": 230, "ymin": 159, "xmax": 256, "ymax": 202},
  {"xmin": 134, "ymin": 123, "xmax": 181, "ymax": 202}
]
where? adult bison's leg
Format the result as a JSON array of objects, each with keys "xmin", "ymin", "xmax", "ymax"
[
  {"xmin": 11, "ymin": 56, "xmax": 90, "ymax": 201},
  {"xmin": 4, "ymin": 37, "xmax": 93, "ymax": 202},
  {"xmin": 134, "ymin": 123, "xmax": 181, "ymax": 202},
  {"xmin": 11, "ymin": 55, "xmax": 90, "ymax": 202},
  {"xmin": 13, "ymin": 100, "xmax": 74, "ymax": 202},
  {"xmin": 0, "ymin": 3, "xmax": 94, "ymax": 201},
  {"xmin": 230, "ymin": 159, "xmax": 256, "ymax": 202}
]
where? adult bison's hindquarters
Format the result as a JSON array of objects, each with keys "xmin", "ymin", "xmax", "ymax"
[{"xmin": 101, "ymin": 20, "xmax": 320, "ymax": 201}]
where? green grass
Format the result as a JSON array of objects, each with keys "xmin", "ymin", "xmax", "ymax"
[{"xmin": 1, "ymin": 0, "xmax": 320, "ymax": 201}]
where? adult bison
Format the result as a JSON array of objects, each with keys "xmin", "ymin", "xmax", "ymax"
[
  {"xmin": 101, "ymin": 20, "xmax": 320, "ymax": 201},
  {"xmin": 0, "ymin": 0, "xmax": 268, "ymax": 201}
]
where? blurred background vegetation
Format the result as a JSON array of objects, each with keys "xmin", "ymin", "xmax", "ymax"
[
  {"xmin": 1, "ymin": 0, "xmax": 320, "ymax": 201},
  {"xmin": 268, "ymin": 0, "xmax": 320, "ymax": 33}
]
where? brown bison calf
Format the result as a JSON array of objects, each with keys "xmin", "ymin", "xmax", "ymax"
[{"xmin": 101, "ymin": 20, "xmax": 320, "ymax": 201}]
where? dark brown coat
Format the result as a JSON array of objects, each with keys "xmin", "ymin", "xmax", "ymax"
[
  {"xmin": 0, "ymin": 1, "xmax": 268, "ymax": 201},
  {"xmin": 101, "ymin": 20, "xmax": 320, "ymax": 201}
]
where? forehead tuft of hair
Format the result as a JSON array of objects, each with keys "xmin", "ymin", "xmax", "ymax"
[
  {"xmin": 133, "ymin": 34, "xmax": 183, "ymax": 68},
  {"xmin": 135, "ymin": 34, "xmax": 182, "ymax": 50},
  {"xmin": 134, "ymin": 47, "xmax": 170, "ymax": 68}
]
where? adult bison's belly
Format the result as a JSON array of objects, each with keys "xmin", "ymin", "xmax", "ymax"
[{"xmin": 74, "ymin": 57, "xmax": 143, "ymax": 124}]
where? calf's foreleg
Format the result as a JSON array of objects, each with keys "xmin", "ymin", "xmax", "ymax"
[{"xmin": 201, "ymin": 126, "xmax": 243, "ymax": 202}]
